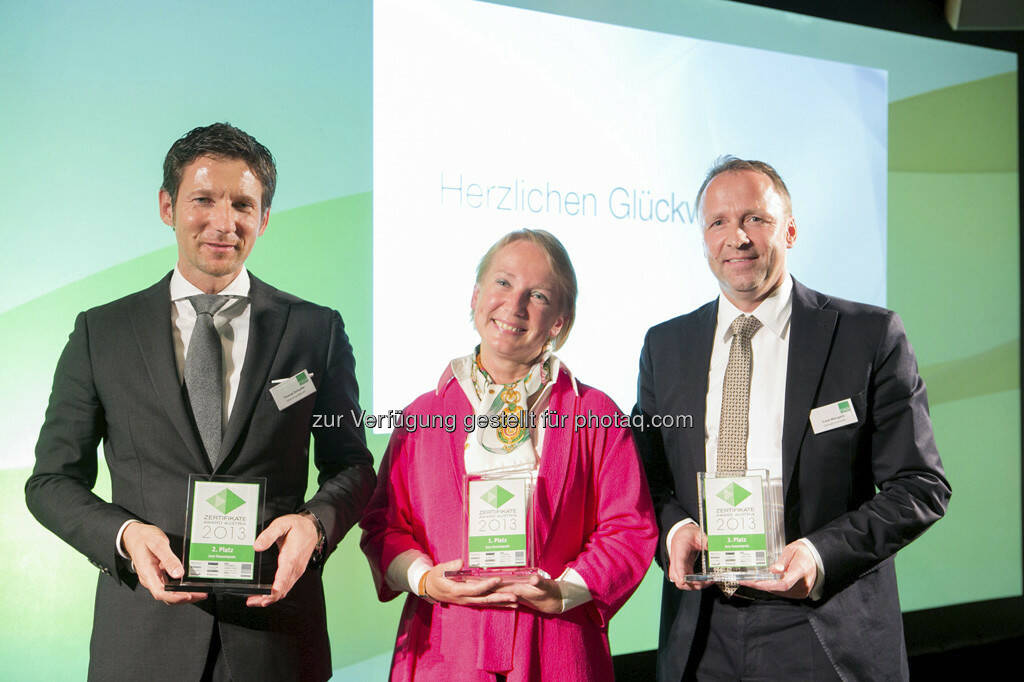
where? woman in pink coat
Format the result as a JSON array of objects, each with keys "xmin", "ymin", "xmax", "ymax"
[{"xmin": 361, "ymin": 229, "xmax": 657, "ymax": 681}]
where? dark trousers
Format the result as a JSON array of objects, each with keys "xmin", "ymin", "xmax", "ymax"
[
  {"xmin": 686, "ymin": 591, "xmax": 840, "ymax": 681},
  {"xmin": 201, "ymin": 621, "xmax": 232, "ymax": 682}
]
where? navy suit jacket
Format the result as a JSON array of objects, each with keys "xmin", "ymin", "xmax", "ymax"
[
  {"xmin": 635, "ymin": 279, "xmax": 950, "ymax": 682},
  {"xmin": 26, "ymin": 272, "xmax": 375, "ymax": 682}
]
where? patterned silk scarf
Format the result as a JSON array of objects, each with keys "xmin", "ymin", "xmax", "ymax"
[{"xmin": 456, "ymin": 348, "xmax": 559, "ymax": 476}]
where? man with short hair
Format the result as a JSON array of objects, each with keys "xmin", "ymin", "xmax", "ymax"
[
  {"xmin": 635, "ymin": 157, "xmax": 950, "ymax": 681},
  {"xmin": 26, "ymin": 123, "xmax": 375, "ymax": 681}
]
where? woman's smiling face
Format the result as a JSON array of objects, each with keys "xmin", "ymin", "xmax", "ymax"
[{"xmin": 472, "ymin": 240, "xmax": 566, "ymax": 383}]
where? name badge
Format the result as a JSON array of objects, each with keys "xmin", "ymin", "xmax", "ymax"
[
  {"xmin": 809, "ymin": 398, "xmax": 858, "ymax": 434},
  {"xmin": 269, "ymin": 370, "xmax": 316, "ymax": 410}
]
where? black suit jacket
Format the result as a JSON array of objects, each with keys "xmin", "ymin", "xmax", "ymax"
[
  {"xmin": 26, "ymin": 272, "xmax": 375, "ymax": 682},
  {"xmin": 635, "ymin": 279, "xmax": 950, "ymax": 682}
]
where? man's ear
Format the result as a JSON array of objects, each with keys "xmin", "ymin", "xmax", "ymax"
[
  {"xmin": 258, "ymin": 208, "xmax": 270, "ymax": 237},
  {"xmin": 159, "ymin": 189, "xmax": 175, "ymax": 228}
]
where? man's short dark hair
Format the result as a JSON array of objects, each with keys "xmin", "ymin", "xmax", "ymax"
[
  {"xmin": 162, "ymin": 123, "xmax": 277, "ymax": 213},
  {"xmin": 695, "ymin": 156, "xmax": 792, "ymax": 218}
]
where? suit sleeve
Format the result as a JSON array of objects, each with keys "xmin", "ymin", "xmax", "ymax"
[
  {"xmin": 804, "ymin": 312, "xmax": 951, "ymax": 594},
  {"xmin": 25, "ymin": 312, "xmax": 135, "ymax": 582},
  {"xmin": 301, "ymin": 311, "xmax": 376, "ymax": 559},
  {"xmin": 633, "ymin": 331, "xmax": 691, "ymax": 569}
]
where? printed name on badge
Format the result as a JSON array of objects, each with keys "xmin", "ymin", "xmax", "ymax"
[
  {"xmin": 269, "ymin": 370, "xmax": 317, "ymax": 410},
  {"xmin": 809, "ymin": 398, "xmax": 858, "ymax": 434}
]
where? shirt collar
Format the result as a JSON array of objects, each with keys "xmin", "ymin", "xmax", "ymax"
[
  {"xmin": 170, "ymin": 266, "xmax": 251, "ymax": 302},
  {"xmin": 716, "ymin": 274, "xmax": 793, "ymax": 341}
]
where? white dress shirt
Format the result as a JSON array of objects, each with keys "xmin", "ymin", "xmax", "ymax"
[
  {"xmin": 705, "ymin": 276, "xmax": 792, "ymax": 475},
  {"xmin": 667, "ymin": 276, "xmax": 825, "ymax": 595},
  {"xmin": 169, "ymin": 266, "xmax": 252, "ymax": 424},
  {"xmin": 116, "ymin": 266, "xmax": 252, "ymax": 558}
]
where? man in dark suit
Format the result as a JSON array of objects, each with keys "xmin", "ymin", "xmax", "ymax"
[
  {"xmin": 635, "ymin": 157, "xmax": 950, "ymax": 681},
  {"xmin": 26, "ymin": 123, "xmax": 375, "ymax": 681}
]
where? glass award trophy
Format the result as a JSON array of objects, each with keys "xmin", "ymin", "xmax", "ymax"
[
  {"xmin": 166, "ymin": 474, "xmax": 272, "ymax": 595},
  {"xmin": 445, "ymin": 471, "xmax": 538, "ymax": 582},
  {"xmin": 685, "ymin": 469, "xmax": 784, "ymax": 582}
]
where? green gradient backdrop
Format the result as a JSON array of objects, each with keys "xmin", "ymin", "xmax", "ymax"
[{"xmin": 0, "ymin": 1, "xmax": 1018, "ymax": 679}]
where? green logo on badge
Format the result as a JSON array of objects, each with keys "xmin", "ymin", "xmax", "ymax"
[
  {"xmin": 716, "ymin": 482, "xmax": 751, "ymax": 507},
  {"xmin": 207, "ymin": 488, "xmax": 246, "ymax": 515},
  {"xmin": 481, "ymin": 485, "xmax": 514, "ymax": 509},
  {"xmin": 838, "ymin": 400, "xmax": 851, "ymax": 412},
  {"xmin": 297, "ymin": 371, "xmax": 308, "ymax": 385}
]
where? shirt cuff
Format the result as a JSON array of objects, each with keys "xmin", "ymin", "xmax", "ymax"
[
  {"xmin": 665, "ymin": 518, "xmax": 696, "ymax": 557},
  {"xmin": 383, "ymin": 549, "xmax": 433, "ymax": 595},
  {"xmin": 557, "ymin": 567, "xmax": 592, "ymax": 613},
  {"xmin": 407, "ymin": 556, "xmax": 434, "ymax": 597},
  {"xmin": 797, "ymin": 537, "xmax": 826, "ymax": 601},
  {"xmin": 116, "ymin": 519, "xmax": 141, "ymax": 562}
]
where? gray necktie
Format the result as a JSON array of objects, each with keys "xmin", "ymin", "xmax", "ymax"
[
  {"xmin": 715, "ymin": 314, "xmax": 762, "ymax": 595},
  {"xmin": 185, "ymin": 295, "xmax": 230, "ymax": 468}
]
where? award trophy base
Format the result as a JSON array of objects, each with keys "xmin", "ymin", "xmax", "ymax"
[
  {"xmin": 684, "ymin": 568, "xmax": 782, "ymax": 582},
  {"xmin": 165, "ymin": 581, "xmax": 272, "ymax": 595},
  {"xmin": 444, "ymin": 566, "xmax": 540, "ymax": 583}
]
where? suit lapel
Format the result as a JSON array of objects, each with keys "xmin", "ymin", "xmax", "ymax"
[
  {"xmin": 781, "ymin": 280, "xmax": 837, "ymax": 495},
  {"xmin": 130, "ymin": 273, "xmax": 210, "ymax": 471},
  {"xmin": 218, "ymin": 275, "xmax": 289, "ymax": 472},
  {"xmin": 685, "ymin": 301, "xmax": 717, "ymax": 471}
]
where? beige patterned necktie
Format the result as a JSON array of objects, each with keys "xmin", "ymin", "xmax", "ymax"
[{"xmin": 715, "ymin": 314, "xmax": 762, "ymax": 595}]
